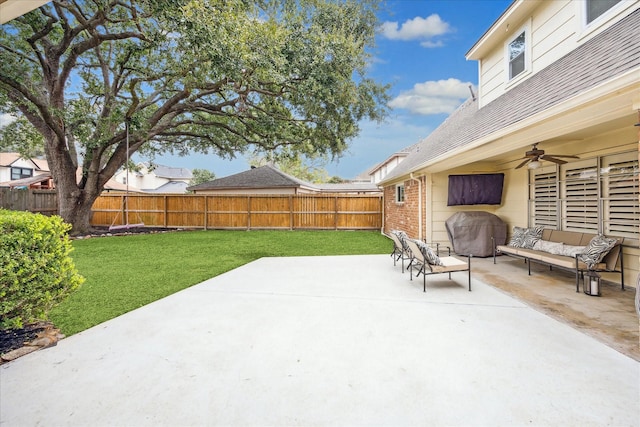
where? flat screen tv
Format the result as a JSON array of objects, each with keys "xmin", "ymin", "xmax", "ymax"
[{"xmin": 447, "ymin": 173, "xmax": 504, "ymax": 206}]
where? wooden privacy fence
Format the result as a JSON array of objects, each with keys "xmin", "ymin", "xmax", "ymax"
[
  {"xmin": 0, "ymin": 188, "xmax": 58, "ymax": 215},
  {"xmin": 91, "ymin": 194, "xmax": 383, "ymax": 230}
]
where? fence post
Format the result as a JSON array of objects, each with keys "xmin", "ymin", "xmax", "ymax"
[
  {"xmin": 203, "ymin": 195, "xmax": 208, "ymax": 230},
  {"xmin": 247, "ymin": 195, "xmax": 251, "ymax": 230},
  {"xmin": 289, "ymin": 195, "xmax": 293, "ymax": 230},
  {"xmin": 334, "ymin": 195, "xmax": 338, "ymax": 230},
  {"xmin": 163, "ymin": 195, "xmax": 168, "ymax": 228}
]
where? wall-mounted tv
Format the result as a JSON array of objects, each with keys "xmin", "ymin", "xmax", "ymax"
[{"xmin": 447, "ymin": 173, "xmax": 504, "ymax": 206}]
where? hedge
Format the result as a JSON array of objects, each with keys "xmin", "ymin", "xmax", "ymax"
[{"xmin": 0, "ymin": 210, "xmax": 84, "ymax": 329}]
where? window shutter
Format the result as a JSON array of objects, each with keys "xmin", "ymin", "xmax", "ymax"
[
  {"xmin": 562, "ymin": 162, "xmax": 599, "ymax": 233},
  {"xmin": 531, "ymin": 169, "xmax": 558, "ymax": 228},
  {"xmin": 602, "ymin": 154, "xmax": 639, "ymax": 239}
]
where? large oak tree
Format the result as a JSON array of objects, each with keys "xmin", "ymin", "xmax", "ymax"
[{"xmin": 0, "ymin": 0, "xmax": 388, "ymax": 233}]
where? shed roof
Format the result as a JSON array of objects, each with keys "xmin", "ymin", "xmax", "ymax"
[{"xmin": 382, "ymin": 8, "xmax": 640, "ymax": 183}]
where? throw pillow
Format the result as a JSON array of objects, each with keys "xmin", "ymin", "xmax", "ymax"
[
  {"xmin": 391, "ymin": 230, "xmax": 409, "ymax": 250},
  {"xmin": 579, "ymin": 235, "xmax": 618, "ymax": 269},
  {"xmin": 522, "ymin": 226, "xmax": 544, "ymax": 249},
  {"xmin": 508, "ymin": 227, "xmax": 528, "ymax": 248},
  {"xmin": 562, "ymin": 244, "xmax": 586, "ymax": 258},
  {"xmin": 413, "ymin": 239, "xmax": 444, "ymax": 266},
  {"xmin": 533, "ymin": 240, "xmax": 564, "ymax": 255},
  {"xmin": 508, "ymin": 226, "xmax": 543, "ymax": 248}
]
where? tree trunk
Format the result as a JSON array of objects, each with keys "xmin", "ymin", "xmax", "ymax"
[
  {"xmin": 57, "ymin": 187, "xmax": 98, "ymax": 235},
  {"xmin": 45, "ymin": 137, "xmax": 102, "ymax": 235}
]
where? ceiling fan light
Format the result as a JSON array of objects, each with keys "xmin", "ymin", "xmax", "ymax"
[{"xmin": 528, "ymin": 160, "xmax": 541, "ymax": 169}]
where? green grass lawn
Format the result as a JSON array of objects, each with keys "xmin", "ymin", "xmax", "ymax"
[{"xmin": 50, "ymin": 230, "xmax": 392, "ymax": 336}]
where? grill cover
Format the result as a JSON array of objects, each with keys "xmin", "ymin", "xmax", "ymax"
[{"xmin": 445, "ymin": 211, "xmax": 506, "ymax": 257}]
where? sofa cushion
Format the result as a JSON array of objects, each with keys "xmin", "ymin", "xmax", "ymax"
[
  {"xmin": 430, "ymin": 256, "xmax": 468, "ymax": 273},
  {"xmin": 579, "ymin": 235, "xmax": 618, "ymax": 269},
  {"xmin": 538, "ymin": 253, "xmax": 605, "ymax": 270}
]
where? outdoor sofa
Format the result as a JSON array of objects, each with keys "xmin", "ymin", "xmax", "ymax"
[{"xmin": 493, "ymin": 227, "xmax": 624, "ymax": 292}]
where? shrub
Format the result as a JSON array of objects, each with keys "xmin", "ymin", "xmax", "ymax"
[{"xmin": 0, "ymin": 210, "xmax": 84, "ymax": 329}]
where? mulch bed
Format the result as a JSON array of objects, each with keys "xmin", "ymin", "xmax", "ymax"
[
  {"xmin": 0, "ymin": 322, "xmax": 63, "ymax": 364},
  {"xmin": 72, "ymin": 226, "xmax": 184, "ymax": 239}
]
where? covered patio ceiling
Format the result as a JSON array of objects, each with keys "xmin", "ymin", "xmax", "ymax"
[{"xmin": 0, "ymin": 0, "xmax": 51, "ymax": 24}]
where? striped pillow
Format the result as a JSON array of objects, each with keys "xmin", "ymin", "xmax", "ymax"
[
  {"xmin": 391, "ymin": 230, "xmax": 409, "ymax": 250},
  {"xmin": 413, "ymin": 239, "xmax": 444, "ymax": 266},
  {"xmin": 508, "ymin": 226, "xmax": 543, "ymax": 249},
  {"xmin": 579, "ymin": 235, "xmax": 617, "ymax": 269}
]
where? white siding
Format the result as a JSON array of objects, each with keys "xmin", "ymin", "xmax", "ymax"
[{"xmin": 476, "ymin": 0, "xmax": 639, "ymax": 106}]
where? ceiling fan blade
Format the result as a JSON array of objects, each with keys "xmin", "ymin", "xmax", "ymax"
[
  {"xmin": 541, "ymin": 154, "xmax": 579, "ymax": 159},
  {"xmin": 543, "ymin": 156, "xmax": 568, "ymax": 165},
  {"xmin": 515, "ymin": 158, "xmax": 531, "ymax": 169}
]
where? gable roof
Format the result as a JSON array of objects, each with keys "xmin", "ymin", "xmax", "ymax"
[
  {"xmin": 381, "ymin": 7, "xmax": 640, "ymax": 184},
  {"xmin": 0, "ymin": 152, "xmax": 49, "ymax": 171},
  {"xmin": 187, "ymin": 164, "xmax": 314, "ymax": 191},
  {"xmin": 0, "ymin": 152, "xmax": 20, "ymax": 166}
]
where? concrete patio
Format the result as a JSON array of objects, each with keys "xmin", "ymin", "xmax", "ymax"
[{"xmin": 1, "ymin": 254, "xmax": 638, "ymax": 426}]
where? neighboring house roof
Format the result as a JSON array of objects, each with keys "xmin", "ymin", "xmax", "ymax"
[
  {"xmin": 187, "ymin": 164, "xmax": 381, "ymax": 194},
  {"xmin": 188, "ymin": 164, "xmax": 315, "ymax": 192},
  {"xmin": 382, "ymin": 8, "xmax": 640, "ymax": 183},
  {"xmin": 103, "ymin": 180, "xmax": 141, "ymax": 192},
  {"xmin": 316, "ymin": 183, "xmax": 381, "ymax": 193},
  {"xmin": 0, "ymin": 152, "xmax": 49, "ymax": 171},
  {"xmin": 30, "ymin": 157, "xmax": 49, "ymax": 171},
  {"xmin": 142, "ymin": 181, "xmax": 189, "ymax": 193},
  {"xmin": 142, "ymin": 163, "xmax": 192, "ymax": 180},
  {"xmin": 0, "ymin": 152, "xmax": 20, "ymax": 166}
]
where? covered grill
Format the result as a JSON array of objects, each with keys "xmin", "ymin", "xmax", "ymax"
[{"xmin": 445, "ymin": 211, "xmax": 506, "ymax": 257}]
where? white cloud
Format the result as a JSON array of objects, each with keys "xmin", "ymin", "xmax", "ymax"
[
  {"xmin": 389, "ymin": 78, "xmax": 475, "ymax": 115},
  {"xmin": 0, "ymin": 113, "xmax": 17, "ymax": 128},
  {"xmin": 380, "ymin": 14, "xmax": 451, "ymax": 46}
]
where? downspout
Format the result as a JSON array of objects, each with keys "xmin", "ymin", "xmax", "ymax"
[{"xmin": 410, "ymin": 173, "xmax": 423, "ymax": 240}]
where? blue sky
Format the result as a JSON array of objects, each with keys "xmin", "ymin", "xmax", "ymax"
[
  {"xmin": 2, "ymin": 0, "xmax": 513, "ymax": 180},
  {"xmin": 152, "ymin": 0, "xmax": 513, "ymax": 179}
]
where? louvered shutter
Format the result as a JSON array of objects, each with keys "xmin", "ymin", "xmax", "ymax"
[
  {"xmin": 602, "ymin": 153, "xmax": 639, "ymax": 239},
  {"xmin": 561, "ymin": 161, "xmax": 599, "ymax": 233},
  {"xmin": 530, "ymin": 168, "xmax": 558, "ymax": 228}
]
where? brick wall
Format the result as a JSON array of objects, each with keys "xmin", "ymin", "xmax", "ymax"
[{"xmin": 383, "ymin": 177, "xmax": 425, "ymax": 239}]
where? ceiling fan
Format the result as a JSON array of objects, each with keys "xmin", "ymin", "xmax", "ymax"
[{"xmin": 515, "ymin": 143, "xmax": 579, "ymax": 169}]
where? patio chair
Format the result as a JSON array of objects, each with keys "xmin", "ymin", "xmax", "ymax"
[
  {"xmin": 388, "ymin": 231, "xmax": 411, "ymax": 273},
  {"xmin": 405, "ymin": 239, "xmax": 472, "ymax": 292}
]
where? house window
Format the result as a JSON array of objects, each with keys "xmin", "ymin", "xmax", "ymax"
[
  {"xmin": 508, "ymin": 31, "xmax": 526, "ymax": 80},
  {"xmin": 586, "ymin": 0, "xmax": 621, "ymax": 24},
  {"xmin": 529, "ymin": 150, "xmax": 639, "ymax": 242},
  {"xmin": 11, "ymin": 167, "xmax": 33, "ymax": 180},
  {"xmin": 395, "ymin": 184, "xmax": 405, "ymax": 203}
]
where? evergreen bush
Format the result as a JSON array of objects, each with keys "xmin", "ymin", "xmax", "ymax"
[{"xmin": 0, "ymin": 209, "xmax": 84, "ymax": 329}]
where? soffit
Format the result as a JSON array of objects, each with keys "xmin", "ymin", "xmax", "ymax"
[{"xmin": 0, "ymin": 0, "xmax": 51, "ymax": 24}]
